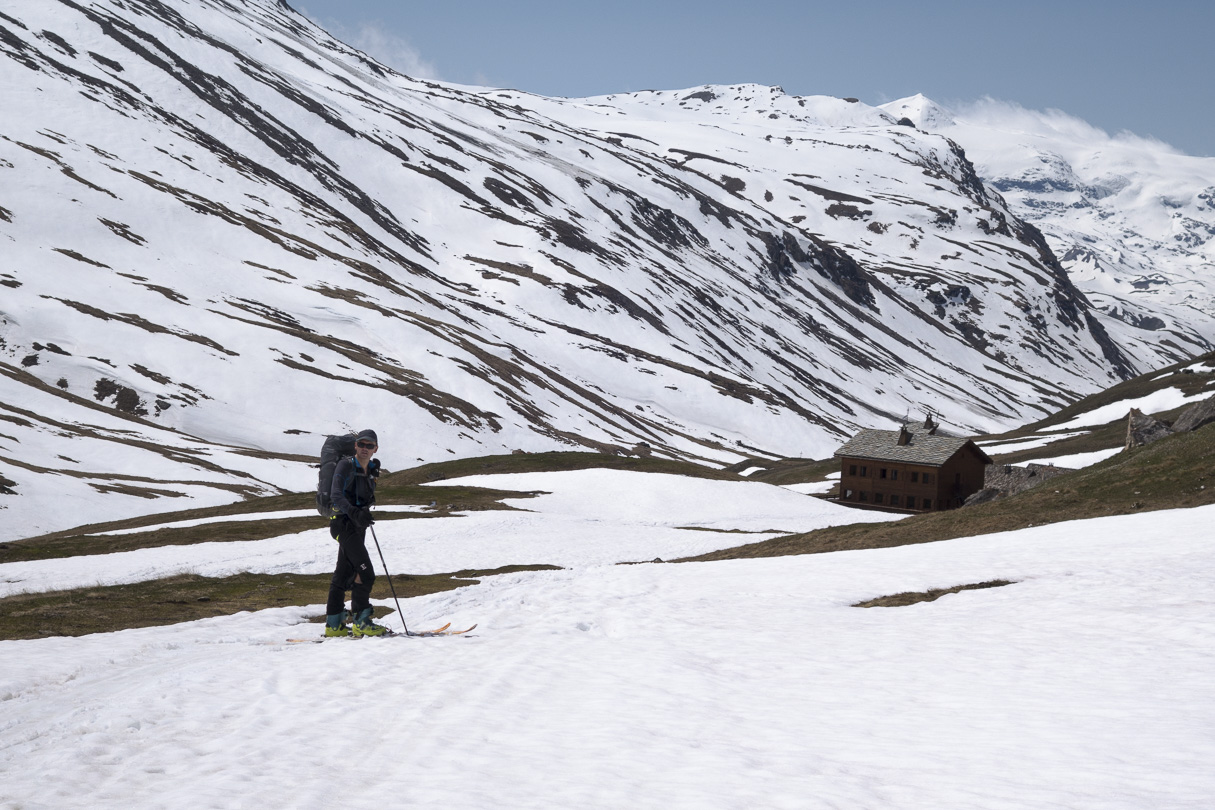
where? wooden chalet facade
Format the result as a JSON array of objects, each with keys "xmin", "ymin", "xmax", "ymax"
[{"xmin": 833, "ymin": 418, "xmax": 992, "ymax": 512}]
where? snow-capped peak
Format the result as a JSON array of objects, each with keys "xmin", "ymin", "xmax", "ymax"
[{"xmin": 880, "ymin": 94, "xmax": 956, "ymax": 129}]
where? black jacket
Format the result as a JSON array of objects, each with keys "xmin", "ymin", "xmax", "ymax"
[{"xmin": 330, "ymin": 456, "xmax": 378, "ymax": 519}]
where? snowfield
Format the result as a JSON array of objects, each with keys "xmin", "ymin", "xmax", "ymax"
[
  {"xmin": 0, "ymin": 469, "xmax": 898, "ymax": 598},
  {"xmin": 1, "ymin": 472, "xmax": 1213, "ymax": 809}
]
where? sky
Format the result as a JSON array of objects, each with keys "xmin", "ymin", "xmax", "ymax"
[{"xmin": 297, "ymin": 0, "xmax": 1214, "ymax": 157}]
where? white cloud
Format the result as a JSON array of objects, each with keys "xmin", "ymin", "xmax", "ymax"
[
  {"xmin": 297, "ymin": 9, "xmax": 441, "ymax": 81},
  {"xmin": 950, "ymin": 96, "xmax": 1180, "ymax": 153},
  {"xmin": 346, "ymin": 23, "xmax": 440, "ymax": 80}
]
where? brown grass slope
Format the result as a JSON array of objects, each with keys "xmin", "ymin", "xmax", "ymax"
[
  {"xmin": 0, "ymin": 566, "xmax": 558, "ymax": 641},
  {"xmin": 983, "ymin": 351, "xmax": 1215, "ymax": 464},
  {"xmin": 0, "ymin": 450, "xmax": 731, "ymax": 639},
  {"xmin": 3, "ymin": 451, "xmax": 740, "ymax": 563}
]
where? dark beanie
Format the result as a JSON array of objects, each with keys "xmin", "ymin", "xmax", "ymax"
[{"xmin": 356, "ymin": 429, "xmax": 378, "ymax": 445}]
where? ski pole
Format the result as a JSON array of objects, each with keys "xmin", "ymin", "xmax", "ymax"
[{"xmin": 369, "ymin": 523, "xmax": 409, "ymax": 634}]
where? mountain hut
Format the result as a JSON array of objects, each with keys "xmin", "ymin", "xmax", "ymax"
[{"xmin": 833, "ymin": 417, "xmax": 992, "ymax": 511}]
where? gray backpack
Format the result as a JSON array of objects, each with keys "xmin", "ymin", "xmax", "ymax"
[{"xmin": 315, "ymin": 433, "xmax": 357, "ymax": 516}]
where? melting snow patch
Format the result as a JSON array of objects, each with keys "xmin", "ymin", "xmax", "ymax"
[
  {"xmin": 1014, "ymin": 447, "xmax": 1122, "ymax": 469},
  {"xmin": 782, "ymin": 481, "xmax": 835, "ymax": 495},
  {"xmin": 979, "ymin": 432, "xmax": 1089, "ymax": 453},
  {"xmin": 1056, "ymin": 387, "xmax": 1214, "ymax": 429}
]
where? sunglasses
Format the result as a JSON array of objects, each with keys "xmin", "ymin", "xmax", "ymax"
[{"xmin": 356, "ymin": 441, "xmax": 377, "ymax": 450}]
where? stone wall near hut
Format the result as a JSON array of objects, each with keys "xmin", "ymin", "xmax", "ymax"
[{"xmin": 965, "ymin": 463, "xmax": 1072, "ymax": 506}]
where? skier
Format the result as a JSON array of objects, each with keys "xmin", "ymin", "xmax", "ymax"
[{"xmin": 325, "ymin": 428, "xmax": 389, "ymax": 637}]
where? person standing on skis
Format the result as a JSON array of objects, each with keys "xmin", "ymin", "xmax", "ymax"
[{"xmin": 325, "ymin": 428, "xmax": 388, "ymax": 637}]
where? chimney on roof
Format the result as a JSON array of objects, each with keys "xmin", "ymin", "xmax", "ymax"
[
  {"xmin": 924, "ymin": 414, "xmax": 937, "ymax": 434},
  {"xmin": 897, "ymin": 425, "xmax": 912, "ymax": 446}
]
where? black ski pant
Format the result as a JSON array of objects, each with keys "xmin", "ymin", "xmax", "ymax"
[{"xmin": 326, "ymin": 515, "xmax": 376, "ymax": 615}]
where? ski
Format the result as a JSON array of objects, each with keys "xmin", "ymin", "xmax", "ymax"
[
  {"xmin": 404, "ymin": 623, "xmax": 475, "ymax": 637},
  {"xmin": 409, "ymin": 623, "xmax": 476, "ymax": 636},
  {"xmin": 284, "ymin": 621, "xmax": 469, "ymax": 643}
]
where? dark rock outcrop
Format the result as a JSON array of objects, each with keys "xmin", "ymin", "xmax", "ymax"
[
  {"xmin": 1172, "ymin": 397, "xmax": 1215, "ymax": 433},
  {"xmin": 1125, "ymin": 408, "xmax": 1174, "ymax": 449}
]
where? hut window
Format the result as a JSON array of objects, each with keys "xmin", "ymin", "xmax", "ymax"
[
  {"xmin": 923, "ymin": 498, "xmax": 932, "ymax": 509},
  {"xmin": 906, "ymin": 496, "xmax": 916, "ymax": 509},
  {"xmin": 879, "ymin": 468, "xmax": 887, "ymax": 479},
  {"xmin": 874, "ymin": 492, "xmax": 884, "ymax": 504},
  {"xmin": 910, "ymin": 471, "xmax": 919, "ymax": 483},
  {"xmin": 891, "ymin": 469, "xmax": 898, "ymax": 481},
  {"xmin": 923, "ymin": 473, "xmax": 934, "ymax": 485},
  {"xmin": 845, "ymin": 489, "xmax": 854, "ymax": 499},
  {"xmin": 890, "ymin": 494, "xmax": 900, "ymax": 506},
  {"xmin": 860, "ymin": 465, "xmax": 868, "ymax": 477},
  {"xmin": 849, "ymin": 465, "xmax": 857, "ymax": 476},
  {"xmin": 859, "ymin": 491, "xmax": 868, "ymax": 502}
]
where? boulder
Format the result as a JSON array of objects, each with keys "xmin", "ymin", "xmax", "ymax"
[
  {"xmin": 1171, "ymin": 396, "xmax": 1215, "ymax": 433},
  {"xmin": 1125, "ymin": 408, "xmax": 1174, "ymax": 449}
]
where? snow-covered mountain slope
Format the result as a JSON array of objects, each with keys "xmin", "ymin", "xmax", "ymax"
[
  {"xmin": 882, "ymin": 95, "xmax": 1215, "ymax": 362},
  {"xmin": 0, "ymin": 0, "xmax": 1154, "ymax": 536}
]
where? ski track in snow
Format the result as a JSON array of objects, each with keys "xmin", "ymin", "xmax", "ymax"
[{"xmin": 2, "ymin": 505, "xmax": 1213, "ymax": 809}]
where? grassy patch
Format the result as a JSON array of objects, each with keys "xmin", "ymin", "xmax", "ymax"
[
  {"xmin": 3, "ymin": 484, "xmax": 543, "ymax": 566},
  {"xmin": 2, "ymin": 515, "xmax": 324, "ymax": 565},
  {"xmin": 9, "ymin": 451, "xmax": 740, "ymax": 561},
  {"xmin": 723, "ymin": 457, "xmax": 839, "ymax": 487},
  {"xmin": 382, "ymin": 450, "xmax": 743, "ymax": 486},
  {"xmin": 1028, "ymin": 353, "xmax": 1215, "ymax": 432},
  {"xmin": 9, "ymin": 454, "xmax": 738, "ymax": 561},
  {"xmin": 0, "ymin": 509, "xmax": 480, "ymax": 566},
  {"xmin": 984, "ymin": 422, "xmax": 1124, "ymax": 466},
  {"xmin": 682, "ymin": 421, "xmax": 1215, "ymax": 562},
  {"xmin": 0, "ymin": 565, "xmax": 559, "ymax": 640},
  {"xmin": 853, "ymin": 580, "xmax": 1014, "ymax": 608},
  {"xmin": 960, "ymin": 351, "xmax": 1215, "ymax": 466}
]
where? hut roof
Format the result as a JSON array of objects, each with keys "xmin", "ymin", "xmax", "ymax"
[{"xmin": 834, "ymin": 423, "xmax": 992, "ymax": 467}]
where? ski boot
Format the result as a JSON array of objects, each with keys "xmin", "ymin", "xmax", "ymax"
[
  {"xmin": 324, "ymin": 613, "xmax": 351, "ymax": 637},
  {"xmin": 351, "ymin": 607, "xmax": 389, "ymax": 638}
]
